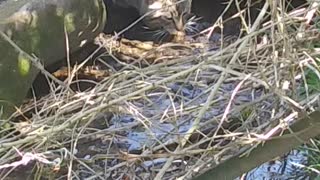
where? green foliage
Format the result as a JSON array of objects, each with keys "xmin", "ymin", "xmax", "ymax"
[
  {"xmin": 298, "ymin": 51, "xmax": 320, "ymax": 99},
  {"xmin": 305, "ymin": 66, "xmax": 320, "ymax": 93},
  {"xmin": 240, "ymin": 107, "xmax": 253, "ymax": 120},
  {"xmin": 300, "ymin": 16, "xmax": 320, "ymax": 177}
]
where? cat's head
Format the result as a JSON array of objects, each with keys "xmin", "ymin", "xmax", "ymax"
[{"xmin": 141, "ymin": 0, "xmax": 192, "ymax": 42}]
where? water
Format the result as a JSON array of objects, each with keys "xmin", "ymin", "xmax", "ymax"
[{"xmin": 240, "ymin": 149, "xmax": 311, "ymax": 180}]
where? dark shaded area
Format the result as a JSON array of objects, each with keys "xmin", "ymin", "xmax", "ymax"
[
  {"xmin": 29, "ymin": 43, "xmax": 104, "ymax": 97},
  {"xmin": 191, "ymin": 0, "xmax": 307, "ymax": 35},
  {"xmin": 103, "ymin": 0, "xmax": 174, "ymax": 42},
  {"xmin": 103, "ymin": 0, "xmax": 140, "ymax": 36}
]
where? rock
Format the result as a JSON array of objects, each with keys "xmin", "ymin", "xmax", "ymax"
[{"xmin": 0, "ymin": 0, "xmax": 106, "ymax": 117}]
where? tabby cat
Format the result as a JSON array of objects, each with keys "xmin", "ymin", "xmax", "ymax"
[{"xmin": 109, "ymin": 0, "xmax": 192, "ymax": 42}]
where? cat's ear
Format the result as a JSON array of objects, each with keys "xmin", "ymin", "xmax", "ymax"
[
  {"xmin": 149, "ymin": 2, "xmax": 163, "ymax": 10},
  {"xmin": 176, "ymin": 0, "xmax": 191, "ymax": 14}
]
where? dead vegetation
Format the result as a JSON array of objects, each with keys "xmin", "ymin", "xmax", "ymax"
[{"xmin": 1, "ymin": 1, "xmax": 320, "ymax": 179}]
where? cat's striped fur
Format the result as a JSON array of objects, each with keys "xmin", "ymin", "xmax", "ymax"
[{"xmin": 111, "ymin": 0, "xmax": 192, "ymax": 42}]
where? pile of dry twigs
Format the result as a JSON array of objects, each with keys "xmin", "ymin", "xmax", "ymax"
[{"xmin": 1, "ymin": 1, "xmax": 320, "ymax": 179}]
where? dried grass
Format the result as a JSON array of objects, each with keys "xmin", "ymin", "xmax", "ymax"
[{"xmin": 1, "ymin": 1, "xmax": 320, "ymax": 179}]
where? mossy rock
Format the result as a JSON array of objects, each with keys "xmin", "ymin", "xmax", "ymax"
[{"xmin": 0, "ymin": 0, "xmax": 106, "ymax": 118}]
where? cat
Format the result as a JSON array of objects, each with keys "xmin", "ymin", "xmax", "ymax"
[{"xmin": 107, "ymin": 0, "xmax": 192, "ymax": 42}]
